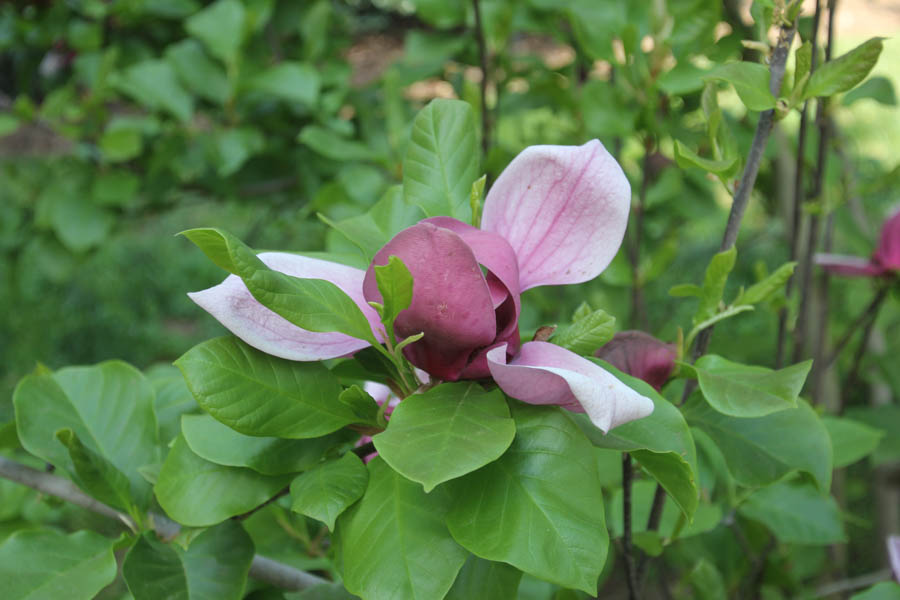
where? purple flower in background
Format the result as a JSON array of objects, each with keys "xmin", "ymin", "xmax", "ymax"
[
  {"xmin": 594, "ymin": 331, "xmax": 677, "ymax": 391},
  {"xmin": 816, "ymin": 210, "xmax": 900, "ymax": 277},
  {"xmin": 189, "ymin": 141, "xmax": 654, "ymax": 432}
]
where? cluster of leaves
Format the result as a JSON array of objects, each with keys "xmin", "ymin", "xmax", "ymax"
[{"xmin": 1, "ymin": 0, "xmax": 900, "ymax": 599}]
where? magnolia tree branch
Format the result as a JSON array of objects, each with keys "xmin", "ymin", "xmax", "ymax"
[
  {"xmin": 621, "ymin": 454, "xmax": 640, "ymax": 600},
  {"xmin": 0, "ymin": 457, "xmax": 327, "ymax": 592}
]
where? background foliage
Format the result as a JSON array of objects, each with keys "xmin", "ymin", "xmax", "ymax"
[{"xmin": 1, "ymin": 0, "xmax": 899, "ymax": 598}]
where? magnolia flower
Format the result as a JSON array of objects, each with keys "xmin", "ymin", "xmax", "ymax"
[
  {"xmin": 189, "ymin": 140, "xmax": 654, "ymax": 432},
  {"xmin": 594, "ymin": 330, "xmax": 677, "ymax": 391},
  {"xmin": 889, "ymin": 535, "xmax": 900, "ymax": 584},
  {"xmin": 815, "ymin": 210, "xmax": 900, "ymax": 277}
]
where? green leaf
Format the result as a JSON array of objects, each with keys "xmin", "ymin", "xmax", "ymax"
[
  {"xmin": 337, "ymin": 385, "xmax": 381, "ymax": 428},
  {"xmin": 794, "ymin": 41, "xmax": 812, "ymax": 92},
  {"xmin": 155, "ymin": 436, "xmax": 292, "ymax": 526},
  {"xmin": 684, "ymin": 397, "xmax": 832, "ymax": 490},
  {"xmin": 338, "ymin": 457, "xmax": 468, "ymax": 600},
  {"xmin": 48, "ymin": 194, "xmax": 114, "ymax": 253},
  {"xmin": 689, "ymin": 355, "xmax": 811, "ymax": 418},
  {"xmin": 804, "ymin": 37, "xmax": 884, "ymax": 100},
  {"xmin": 607, "ymin": 480, "xmax": 723, "ymax": 541},
  {"xmin": 14, "ymin": 361, "xmax": 160, "ymax": 508},
  {"xmin": 91, "ymin": 170, "xmax": 140, "ymax": 207},
  {"xmin": 185, "ymin": 0, "xmax": 246, "ymax": 64},
  {"xmin": 695, "ymin": 246, "xmax": 737, "ymax": 326},
  {"xmin": 113, "ymin": 59, "xmax": 194, "ymax": 122},
  {"xmin": 580, "ymin": 360, "xmax": 699, "ymax": 521},
  {"xmin": 842, "ymin": 76, "xmax": 897, "ymax": 106},
  {"xmin": 403, "ymin": 98, "xmax": 480, "ymax": 221},
  {"xmin": 673, "ymin": 141, "xmax": 739, "ymax": 176},
  {"xmin": 0, "ymin": 529, "xmax": 117, "ymax": 600},
  {"xmin": 99, "ymin": 126, "xmax": 142, "ymax": 162},
  {"xmin": 123, "ymin": 521, "xmax": 254, "ymax": 600},
  {"xmin": 165, "ymin": 39, "xmax": 229, "ymax": 105},
  {"xmin": 445, "ymin": 556, "xmax": 522, "ymax": 600},
  {"xmin": 734, "ymin": 261, "xmax": 796, "ymax": 305},
  {"xmin": 249, "ymin": 62, "xmax": 320, "ymax": 106},
  {"xmin": 706, "ymin": 62, "xmax": 776, "ymax": 111},
  {"xmin": 56, "ymin": 428, "xmax": 137, "ymax": 515},
  {"xmin": 669, "ymin": 283, "xmax": 704, "ymax": 298},
  {"xmin": 445, "ymin": 404, "xmax": 608, "ymax": 595},
  {"xmin": 0, "ymin": 113, "xmax": 20, "ymax": 136},
  {"xmin": 290, "ymin": 453, "xmax": 369, "ymax": 530},
  {"xmin": 214, "ymin": 127, "xmax": 264, "ymax": 176},
  {"xmin": 321, "ymin": 186, "xmax": 423, "ymax": 262},
  {"xmin": 845, "ymin": 406, "xmax": 900, "ymax": 465},
  {"xmin": 851, "ymin": 582, "xmax": 900, "ymax": 600},
  {"xmin": 373, "ymin": 383, "xmax": 516, "ymax": 492},
  {"xmin": 286, "ymin": 583, "xmax": 360, "ymax": 600},
  {"xmin": 147, "ymin": 365, "xmax": 197, "ymax": 445},
  {"xmin": 551, "ymin": 304, "xmax": 616, "ymax": 355},
  {"xmin": 738, "ymin": 481, "xmax": 845, "ymax": 544},
  {"xmin": 469, "ymin": 174, "xmax": 486, "ymax": 227},
  {"xmin": 181, "ymin": 413, "xmax": 353, "ymax": 475},
  {"xmin": 823, "ymin": 416, "xmax": 884, "ymax": 468},
  {"xmin": 181, "ymin": 228, "xmax": 377, "ymax": 344},
  {"xmin": 175, "ymin": 336, "xmax": 357, "ymax": 439},
  {"xmin": 374, "ymin": 255, "xmax": 414, "ymax": 341},
  {"xmin": 298, "ymin": 126, "xmax": 376, "ymax": 162},
  {"xmin": 687, "ymin": 559, "xmax": 726, "ymax": 600}
]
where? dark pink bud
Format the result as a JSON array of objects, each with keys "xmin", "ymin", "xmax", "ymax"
[
  {"xmin": 363, "ymin": 220, "xmax": 521, "ymax": 381},
  {"xmin": 594, "ymin": 330, "xmax": 676, "ymax": 391}
]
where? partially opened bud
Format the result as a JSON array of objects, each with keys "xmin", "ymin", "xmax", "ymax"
[
  {"xmin": 873, "ymin": 211, "xmax": 900, "ymax": 272},
  {"xmin": 594, "ymin": 330, "xmax": 676, "ymax": 391}
]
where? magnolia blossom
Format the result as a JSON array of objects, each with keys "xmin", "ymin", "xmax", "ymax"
[
  {"xmin": 189, "ymin": 140, "xmax": 654, "ymax": 432},
  {"xmin": 815, "ymin": 210, "xmax": 900, "ymax": 277},
  {"xmin": 889, "ymin": 535, "xmax": 900, "ymax": 584},
  {"xmin": 594, "ymin": 330, "xmax": 677, "ymax": 391}
]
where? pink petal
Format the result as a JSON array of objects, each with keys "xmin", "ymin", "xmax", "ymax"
[
  {"xmin": 873, "ymin": 210, "xmax": 900, "ymax": 271},
  {"xmin": 188, "ymin": 253, "xmax": 380, "ymax": 361},
  {"xmin": 595, "ymin": 331, "xmax": 677, "ymax": 391},
  {"xmin": 363, "ymin": 222, "xmax": 497, "ymax": 380},
  {"xmin": 487, "ymin": 341, "xmax": 654, "ymax": 433},
  {"xmin": 480, "ymin": 140, "xmax": 631, "ymax": 291},
  {"xmin": 814, "ymin": 253, "xmax": 884, "ymax": 277},
  {"xmin": 889, "ymin": 535, "xmax": 900, "ymax": 583}
]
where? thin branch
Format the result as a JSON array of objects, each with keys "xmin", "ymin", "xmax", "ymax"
[
  {"xmin": 813, "ymin": 569, "xmax": 892, "ymax": 598},
  {"xmin": 635, "ymin": 484, "xmax": 666, "ymax": 583},
  {"xmin": 0, "ymin": 457, "xmax": 327, "ymax": 592},
  {"xmin": 628, "ymin": 142, "xmax": 652, "ymax": 329},
  {"xmin": 472, "ymin": 0, "xmax": 490, "ymax": 158},
  {"xmin": 824, "ymin": 286, "xmax": 888, "ymax": 369},
  {"xmin": 233, "ymin": 486, "xmax": 290, "ymax": 521},
  {"xmin": 840, "ymin": 292, "xmax": 886, "ymax": 408},
  {"xmin": 622, "ymin": 454, "xmax": 640, "ymax": 600}
]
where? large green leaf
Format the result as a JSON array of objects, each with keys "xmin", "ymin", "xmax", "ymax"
[
  {"xmin": 445, "ymin": 556, "xmax": 522, "ymax": 600},
  {"xmin": 175, "ymin": 336, "xmax": 357, "ymax": 439},
  {"xmin": 803, "ymin": 37, "xmax": 884, "ymax": 100},
  {"xmin": 181, "ymin": 414, "xmax": 354, "ymax": 475},
  {"xmin": 738, "ymin": 481, "xmax": 845, "ymax": 544},
  {"xmin": 0, "ymin": 529, "xmax": 117, "ymax": 600},
  {"xmin": 684, "ymin": 397, "xmax": 832, "ymax": 490},
  {"xmin": 155, "ymin": 436, "xmax": 292, "ymax": 527},
  {"xmin": 338, "ymin": 457, "xmax": 468, "ymax": 600},
  {"xmin": 706, "ymin": 62, "xmax": 776, "ymax": 111},
  {"xmin": 579, "ymin": 360, "xmax": 698, "ymax": 520},
  {"xmin": 445, "ymin": 404, "xmax": 608, "ymax": 595},
  {"xmin": 147, "ymin": 365, "xmax": 198, "ymax": 445},
  {"xmin": 123, "ymin": 521, "xmax": 254, "ymax": 600},
  {"xmin": 290, "ymin": 453, "xmax": 369, "ymax": 530},
  {"xmin": 403, "ymin": 99, "xmax": 479, "ymax": 221},
  {"xmin": 181, "ymin": 228, "xmax": 378, "ymax": 344},
  {"xmin": 823, "ymin": 416, "xmax": 884, "ymax": 468},
  {"xmin": 14, "ymin": 361, "xmax": 160, "ymax": 508},
  {"xmin": 374, "ymin": 383, "xmax": 515, "ymax": 492},
  {"xmin": 185, "ymin": 0, "xmax": 245, "ymax": 64},
  {"xmin": 688, "ymin": 355, "xmax": 811, "ymax": 418}
]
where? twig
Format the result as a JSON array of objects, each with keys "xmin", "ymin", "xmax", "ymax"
[
  {"xmin": 233, "ymin": 486, "xmax": 290, "ymax": 521},
  {"xmin": 472, "ymin": 0, "xmax": 490, "ymax": 158},
  {"xmin": 824, "ymin": 286, "xmax": 888, "ymax": 369},
  {"xmin": 622, "ymin": 454, "xmax": 640, "ymax": 600},
  {"xmin": 840, "ymin": 292, "xmax": 886, "ymax": 408},
  {"xmin": 813, "ymin": 569, "xmax": 892, "ymax": 598},
  {"xmin": 0, "ymin": 457, "xmax": 327, "ymax": 592},
  {"xmin": 635, "ymin": 484, "xmax": 666, "ymax": 583},
  {"xmin": 776, "ymin": 0, "xmax": 824, "ymax": 367},
  {"xmin": 352, "ymin": 441, "xmax": 376, "ymax": 458},
  {"xmin": 628, "ymin": 143, "xmax": 652, "ymax": 329}
]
